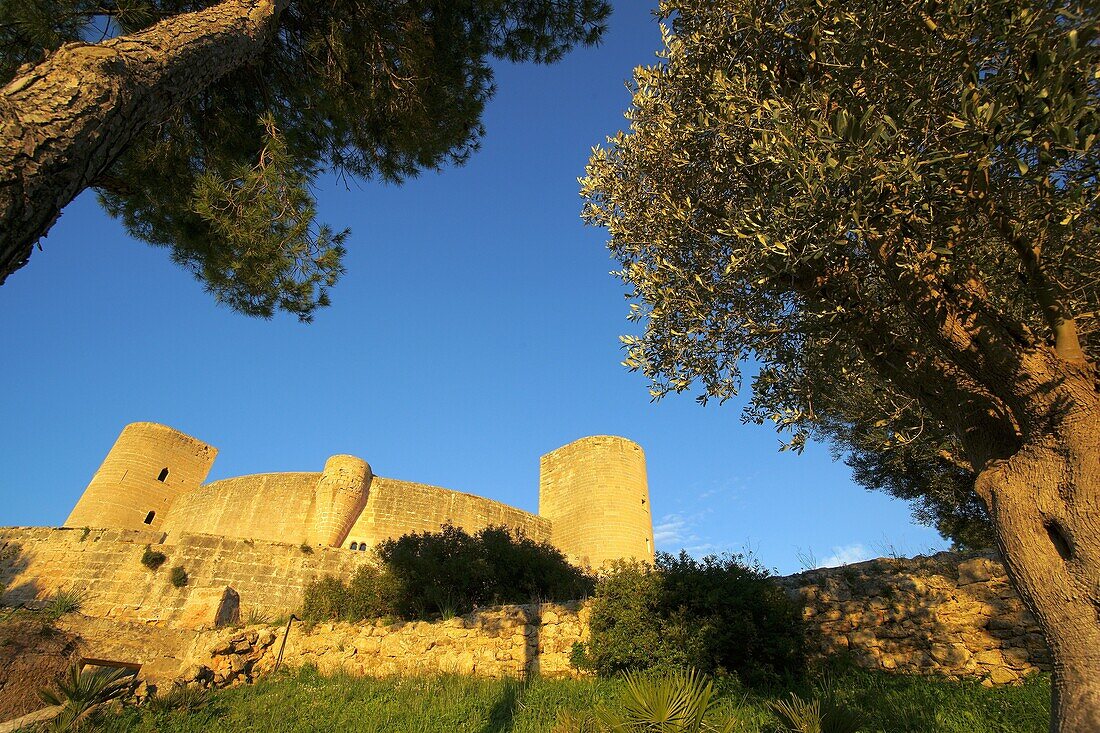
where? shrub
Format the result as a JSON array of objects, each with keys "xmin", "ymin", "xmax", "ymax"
[
  {"xmin": 141, "ymin": 545, "xmax": 167, "ymax": 571},
  {"xmin": 300, "ymin": 525, "xmax": 594, "ymax": 622},
  {"xmin": 299, "ymin": 543, "xmax": 314, "ymax": 554},
  {"xmin": 301, "ymin": 575, "xmax": 350, "ymax": 622},
  {"xmin": 377, "ymin": 524, "xmax": 594, "ymax": 618},
  {"xmin": 770, "ymin": 691, "xmax": 864, "ymax": 733},
  {"xmin": 574, "ymin": 552, "xmax": 804, "ymax": 683},
  {"xmin": 169, "ymin": 566, "xmax": 188, "ymax": 588}
]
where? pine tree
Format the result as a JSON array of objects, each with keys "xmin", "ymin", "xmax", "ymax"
[{"xmin": 0, "ymin": 0, "xmax": 610, "ymax": 319}]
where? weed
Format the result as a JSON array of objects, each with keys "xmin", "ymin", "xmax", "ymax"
[
  {"xmin": 46, "ymin": 587, "xmax": 87, "ymax": 618},
  {"xmin": 244, "ymin": 607, "xmax": 271, "ymax": 625},
  {"xmin": 141, "ymin": 545, "xmax": 167, "ymax": 571},
  {"xmin": 299, "ymin": 543, "xmax": 314, "ymax": 554},
  {"xmin": 169, "ymin": 567, "xmax": 188, "ymax": 588}
]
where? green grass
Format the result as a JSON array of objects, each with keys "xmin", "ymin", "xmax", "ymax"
[{"xmin": 93, "ymin": 664, "xmax": 1050, "ymax": 733}]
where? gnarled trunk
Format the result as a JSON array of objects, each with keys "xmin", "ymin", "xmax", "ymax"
[
  {"xmin": 0, "ymin": 0, "xmax": 287, "ymax": 283},
  {"xmin": 976, "ymin": 398, "xmax": 1100, "ymax": 733}
]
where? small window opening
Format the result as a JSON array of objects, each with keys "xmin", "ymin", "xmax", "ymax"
[
  {"xmin": 143, "ymin": 511, "xmax": 155, "ymax": 525},
  {"xmin": 157, "ymin": 468, "xmax": 169, "ymax": 482},
  {"xmin": 358, "ymin": 545, "xmax": 367, "ymax": 552},
  {"xmin": 645, "ymin": 538, "xmax": 651, "ymax": 552},
  {"xmin": 350, "ymin": 542, "xmax": 359, "ymax": 550}
]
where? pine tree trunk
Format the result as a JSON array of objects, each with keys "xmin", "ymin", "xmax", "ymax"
[
  {"xmin": 976, "ymin": 395, "xmax": 1100, "ymax": 733},
  {"xmin": 0, "ymin": 0, "xmax": 287, "ymax": 284}
]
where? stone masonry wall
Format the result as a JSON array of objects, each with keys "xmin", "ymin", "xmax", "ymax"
[
  {"xmin": 0, "ymin": 527, "xmax": 374, "ymax": 625},
  {"xmin": 1, "ymin": 527, "xmax": 1050, "ymax": 686},
  {"xmin": 781, "ymin": 551, "xmax": 1049, "ymax": 684},
  {"xmin": 346, "ymin": 478, "xmax": 552, "ymax": 550},
  {"xmin": 161, "ymin": 473, "xmax": 321, "ymax": 546}
]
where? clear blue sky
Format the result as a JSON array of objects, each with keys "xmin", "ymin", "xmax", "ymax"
[{"xmin": 0, "ymin": 2, "xmax": 949, "ymax": 574}]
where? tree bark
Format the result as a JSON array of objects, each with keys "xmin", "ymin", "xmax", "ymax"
[
  {"xmin": 0, "ymin": 0, "xmax": 287, "ymax": 284},
  {"xmin": 974, "ymin": 377, "xmax": 1100, "ymax": 733}
]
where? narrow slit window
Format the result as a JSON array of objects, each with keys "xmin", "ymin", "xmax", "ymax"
[
  {"xmin": 143, "ymin": 511, "xmax": 155, "ymax": 525},
  {"xmin": 157, "ymin": 468, "xmax": 169, "ymax": 482}
]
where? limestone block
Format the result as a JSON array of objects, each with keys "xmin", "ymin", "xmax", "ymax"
[{"xmin": 179, "ymin": 587, "xmax": 240, "ymax": 630}]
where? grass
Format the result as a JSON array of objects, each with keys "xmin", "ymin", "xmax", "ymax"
[{"xmin": 91, "ymin": 663, "xmax": 1050, "ymax": 733}]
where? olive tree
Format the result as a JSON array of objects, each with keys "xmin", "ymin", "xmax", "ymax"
[{"xmin": 581, "ymin": 0, "xmax": 1099, "ymax": 729}]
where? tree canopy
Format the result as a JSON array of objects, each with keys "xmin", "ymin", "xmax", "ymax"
[
  {"xmin": 582, "ymin": 0, "xmax": 1098, "ymax": 547},
  {"xmin": 1, "ymin": 0, "xmax": 610, "ymax": 319}
]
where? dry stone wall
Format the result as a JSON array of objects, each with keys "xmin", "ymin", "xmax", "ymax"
[
  {"xmin": 181, "ymin": 602, "xmax": 590, "ymax": 689},
  {"xmin": 781, "ymin": 552, "xmax": 1049, "ymax": 684}
]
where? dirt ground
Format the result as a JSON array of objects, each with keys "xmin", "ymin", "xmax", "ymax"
[{"xmin": 0, "ymin": 610, "xmax": 79, "ymax": 721}]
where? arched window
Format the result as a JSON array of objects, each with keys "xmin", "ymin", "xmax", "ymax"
[
  {"xmin": 144, "ymin": 511, "xmax": 155, "ymax": 525},
  {"xmin": 157, "ymin": 468, "xmax": 169, "ymax": 482},
  {"xmin": 350, "ymin": 542, "xmax": 358, "ymax": 550},
  {"xmin": 358, "ymin": 544, "xmax": 367, "ymax": 551}
]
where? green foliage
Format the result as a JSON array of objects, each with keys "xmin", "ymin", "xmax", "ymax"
[
  {"xmin": 300, "ymin": 525, "xmax": 593, "ymax": 622},
  {"xmin": 575, "ymin": 553, "xmax": 803, "ymax": 683},
  {"xmin": 595, "ymin": 669, "xmax": 740, "ymax": 732},
  {"xmin": 169, "ymin": 566, "xmax": 188, "ymax": 588},
  {"xmin": 2, "ymin": 0, "xmax": 610, "ymax": 320},
  {"xmin": 88, "ymin": 665, "xmax": 1051, "ymax": 733},
  {"xmin": 580, "ymin": 0, "xmax": 1099, "ymax": 547},
  {"xmin": 45, "ymin": 587, "xmax": 86, "ymax": 619},
  {"xmin": 299, "ymin": 543, "xmax": 314, "ymax": 554},
  {"xmin": 140, "ymin": 545, "xmax": 166, "ymax": 571},
  {"xmin": 39, "ymin": 663, "xmax": 136, "ymax": 731},
  {"xmin": 377, "ymin": 525, "xmax": 594, "ymax": 618},
  {"xmin": 143, "ymin": 685, "xmax": 213, "ymax": 715},
  {"xmin": 769, "ymin": 691, "xmax": 863, "ymax": 733}
]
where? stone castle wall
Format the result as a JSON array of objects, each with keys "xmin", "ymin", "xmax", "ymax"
[
  {"xmin": 161, "ymin": 473, "xmax": 322, "ymax": 546},
  {"xmin": 346, "ymin": 478, "xmax": 552, "ymax": 550},
  {"xmin": 1, "ymin": 527, "xmax": 1050, "ymax": 686},
  {"xmin": 60, "ymin": 423, "xmax": 650, "ymax": 565},
  {"xmin": 781, "ymin": 552, "xmax": 1049, "ymax": 684},
  {"xmin": 0, "ymin": 527, "xmax": 374, "ymax": 625}
]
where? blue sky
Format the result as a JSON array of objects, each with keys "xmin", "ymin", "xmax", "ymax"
[{"xmin": 0, "ymin": 2, "xmax": 949, "ymax": 574}]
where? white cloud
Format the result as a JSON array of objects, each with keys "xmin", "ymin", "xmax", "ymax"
[
  {"xmin": 653, "ymin": 514, "xmax": 690, "ymax": 545},
  {"xmin": 820, "ymin": 543, "xmax": 872, "ymax": 568}
]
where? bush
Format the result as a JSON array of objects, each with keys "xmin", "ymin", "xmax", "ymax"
[
  {"xmin": 169, "ymin": 566, "xmax": 188, "ymax": 588},
  {"xmin": 574, "ymin": 551, "xmax": 804, "ymax": 684},
  {"xmin": 378, "ymin": 525, "xmax": 594, "ymax": 618},
  {"xmin": 300, "ymin": 525, "xmax": 594, "ymax": 622},
  {"xmin": 141, "ymin": 545, "xmax": 166, "ymax": 571}
]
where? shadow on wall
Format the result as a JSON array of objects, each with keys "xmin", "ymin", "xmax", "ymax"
[
  {"xmin": 0, "ymin": 542, "xmax": 83, "ymax": 721},
  {"xmin": 0, "ymin": 541, "xmax": 40, "ymax": 608}
]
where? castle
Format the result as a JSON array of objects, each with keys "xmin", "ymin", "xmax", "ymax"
[{"xmin": 64, "ymin": 422, "xmax": 656, "ymax": 568}]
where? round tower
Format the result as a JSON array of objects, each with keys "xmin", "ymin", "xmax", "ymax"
[
  {"xmin": 312, "ymin": 455, "xmax": 372, "ymax": 547},
  {"xmin": 538, "ymin": 436, "xmax": 655, "ymax": 568},
  {"xmin": 65, "ymin": 422, "xmax": 217, "ymax": 532}
]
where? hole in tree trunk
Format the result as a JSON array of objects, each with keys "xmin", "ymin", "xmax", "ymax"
[{"xmin": 1045, "ymin": 520, "xmax": 1073, "ymax": 560}]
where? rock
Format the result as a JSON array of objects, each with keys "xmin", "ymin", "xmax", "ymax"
[{"xmin": 957, "ymin": 558, "xmax": 995, "ymax": 586}]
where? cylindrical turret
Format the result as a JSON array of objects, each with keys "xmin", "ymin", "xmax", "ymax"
[
  {"xmin": 312, "ymin": 455, "xmax": 372, "ymax": 547},
  {"xmin": 538, "ymin": 436, "xmax": 655, "ymax": 568},
  {"xmin": 65, "ymin": 422, "xmax": 217, "ymax": 532}
]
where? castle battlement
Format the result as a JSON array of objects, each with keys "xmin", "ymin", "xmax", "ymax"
[{"xmin": 64, "ymin": 423, "xmax": 655, "ymax": 568}]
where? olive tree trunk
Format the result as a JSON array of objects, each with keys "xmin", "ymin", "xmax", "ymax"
[
  {"xmin": 976, "ymin": 381, "xmax": 1100, "ymax": 733},
  {"xmin": 0, "ymin": 0, "xmax": 287, "ymax": 284}
]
